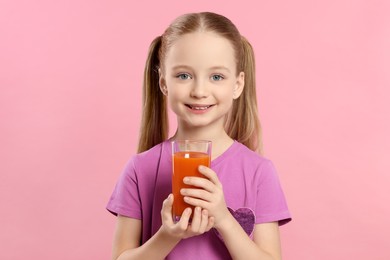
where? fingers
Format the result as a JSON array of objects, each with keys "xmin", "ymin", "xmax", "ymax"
[
  {"xmin": 181, "ymin": 187, "xmax": 212, "ymax": 202},
  {"xmin": 199, "ymin": 209, "xmax": 213, "ymax": 233},
  {"xmin": 161, "ymin": 195, "xmax": 215, "ymax": 240},
  {"xmin": 182, "ymin": 166, "xmax": 222, "ymax": 192},
  {"xmin": 177, "ymin": 207, "xmax": 192, "ymax": 230},
  {"xmin": 183, "ymin": 176, "xmax": 215, "ymax": 193},
  {"xmin": 161, "ymin": 194, "xmax": 174, "ymax": 225},
  {"xmin": 198, "ymin": 165, "xmax": 221, "ymax": 187},
  {"xmin": 190, "ymin": 207, "xmax": 202, "ymax": 232},
  {"xmin": 205, "ymin": 214, "xmax": 215, "ymax": 232},
  {"xmin": 183, "ymin": 196, "xmax": 209, "ymax": 209},
  {"xmin": 190, "ymin": 208, "xmax": 214, "ymax": 234}
]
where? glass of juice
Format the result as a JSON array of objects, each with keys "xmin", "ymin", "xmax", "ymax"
[{"xmin": 171, "ymin": 140, "xmax": 211, "ymax": 222}]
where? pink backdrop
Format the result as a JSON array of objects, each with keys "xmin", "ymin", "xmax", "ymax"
[{"xmin": 1, "ymin": 0, "xmax": 389, "ymax": 259}]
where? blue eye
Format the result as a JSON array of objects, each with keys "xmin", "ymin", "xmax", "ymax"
[
  {"xmin": 211, "ymin": 74, "xmax": 224, "ymax": 81},
  {"xmin": 177, "ymin": 73, "xmax": 191, "ymax": 80}
]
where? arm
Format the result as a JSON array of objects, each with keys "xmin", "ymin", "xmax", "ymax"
[
  {"xmin": 112, "ymin": 216, "xmax": 180, "ymax": 260},
  {"xmin": 181, "ymin": 166, "xmax": 282, "ymax": 260},
  {"xmin": 111, "ymin": 194, "xmax": 214, "ymax": 260},
  {"xmin": 217, "ymin": 219, "xmax": 282, "ymax": 260}
]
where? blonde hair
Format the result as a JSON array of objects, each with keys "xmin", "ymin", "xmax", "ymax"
[{"xmin": 137, "ymin": 12, "xmax": 262, "ymax": 153}]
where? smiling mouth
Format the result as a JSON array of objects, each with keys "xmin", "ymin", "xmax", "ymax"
[{"xmin": 185, "ymin": 104, "xmax": 214, "ymax": 110}]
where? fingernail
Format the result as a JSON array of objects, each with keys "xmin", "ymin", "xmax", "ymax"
[{"xmin": 183, "ymin": 177, "xmax": 189, "ymax": 183}]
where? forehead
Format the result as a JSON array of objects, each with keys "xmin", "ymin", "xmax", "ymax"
[{"xmin": 163, "ymin": 32, "xmax": 237, "ymax": 71}]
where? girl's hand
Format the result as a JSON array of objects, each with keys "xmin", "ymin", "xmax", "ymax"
[
  {"xmin": 160, "ymin": 194, "xmax": 214, "ymax": 239},
  {"xmin": 180, "ymin": 166, "xmax": 230, "ymax": 229}
]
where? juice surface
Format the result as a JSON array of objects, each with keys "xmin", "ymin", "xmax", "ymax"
[{"xmin": 172, "ymin": 151, "xmax": 210, "ymax": 219}]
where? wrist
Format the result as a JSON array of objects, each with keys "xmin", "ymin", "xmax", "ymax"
[
  {"xmin": 158, "ymin": 226, "xmax": 182, "ymax": 244},
  {"xmin": 214, "ymin": 210, "xmax": 235, "ymax": 233}
]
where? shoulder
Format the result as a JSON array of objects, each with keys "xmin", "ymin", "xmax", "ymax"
[
  {"xmin": 123, "ymin": 142, "xmax": 166, "ymax": 177},
  {"xmin": 230, "ymin": 141, "xmax": 274, "ymax": 168},
  {"xmin": 214, "ymin": 141, "xmax": 277, "ymax": 181},
  {"xmin": 134, "ymin": 142, "xmax": 164, "ymax": 162},
  {"xmin": 224, "ymin": 141, "xmax": 280, "ymax": 183}
]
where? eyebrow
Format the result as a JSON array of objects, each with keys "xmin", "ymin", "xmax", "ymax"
[
  {"xmin": 171, "ymin": 65, "xmax": 231, "ymax": 73},
  {"xmin": 209, "ymin": 66, "xmax": 231, "ymax": 73},
  {"xmin": 171, "ymin": 65, "xmax": 192, "ymax": 71}
]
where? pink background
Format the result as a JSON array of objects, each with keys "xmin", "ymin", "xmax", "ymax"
[{"xmin": 1, "ymin": 0, "xmax": 389, "ymax": 259}]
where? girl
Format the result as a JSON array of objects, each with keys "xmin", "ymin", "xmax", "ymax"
[{"xmin": 107, "ymin": 12, "xmax": 291, "ymax": 260}]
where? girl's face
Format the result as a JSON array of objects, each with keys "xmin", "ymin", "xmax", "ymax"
[{"xmin": 160, "ymin": 31, "xmax": 244, "ymax": 132}]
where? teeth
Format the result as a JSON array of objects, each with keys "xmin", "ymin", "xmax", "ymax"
[{"xmin": 191, "ymin": 106, "xmax": 210, "ymax": 110}]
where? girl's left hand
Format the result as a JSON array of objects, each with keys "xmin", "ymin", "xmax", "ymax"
[{"xmin": 180, "ymin": 165, "xmax": 230, "ymax": 229}]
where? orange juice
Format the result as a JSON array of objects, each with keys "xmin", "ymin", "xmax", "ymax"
[{"xmin": 172, "ymin": 151, "xmax": 210, "ymax": 221}]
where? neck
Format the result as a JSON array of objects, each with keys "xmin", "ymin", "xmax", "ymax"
[{"xmin": 171, "ymin": 124, "xmax": 234, "ymax": 160}]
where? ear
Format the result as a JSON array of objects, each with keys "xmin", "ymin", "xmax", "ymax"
[
  {"xmin": 158, "ymin": 68, "xmax": 168, "ymax": 96},
  {"xmin": 233, "ymin": 71, "xmax": 245, "ymax": 99}
]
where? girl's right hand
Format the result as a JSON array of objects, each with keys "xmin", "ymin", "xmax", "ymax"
[{"xmin": 160, "ymin": 194, "xmax": 214, "ymax": 239}]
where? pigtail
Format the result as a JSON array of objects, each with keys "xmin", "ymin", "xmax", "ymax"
[
  {"xmin": 225, "ymin": 36, "xmax": 262, "ymax": 153},
  {"xmin": 137, "ymin": 36, "xmax": 168, "ymax": 153}
]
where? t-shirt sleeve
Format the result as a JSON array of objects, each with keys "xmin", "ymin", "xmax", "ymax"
[
  {"xmin": 256, "ymin": 160, "xmax": 291, "ymax": 225},
  {"xmin": 106, "ymin": 157, "xmax": 142, "ymax": 219}
]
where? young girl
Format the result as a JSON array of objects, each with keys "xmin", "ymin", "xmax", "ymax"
[{"xmin": 107, "ymin": 12, "xmax": 291, "ymax": 260}]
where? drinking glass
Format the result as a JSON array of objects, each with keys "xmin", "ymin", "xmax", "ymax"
[{"xmin": 171, "ymin": 140, "xmax": 211, "ymax": 222}]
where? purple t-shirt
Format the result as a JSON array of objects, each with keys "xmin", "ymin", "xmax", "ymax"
[{"xmin": 107, "ymin": 140, "xmax": 291, "ymax": 259}]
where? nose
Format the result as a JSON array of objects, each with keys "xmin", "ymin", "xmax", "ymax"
[{"xmin": 190, "ymin": 78, "xmax": 208, "ymax": 98}]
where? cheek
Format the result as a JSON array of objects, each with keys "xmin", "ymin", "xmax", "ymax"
[
  {"xmin": 216, "ymin": 86, "xmax": 235, "ymax": 100},
  {"xmin": 167, "ymin": 86, "xmax": 185, "ymax": 100},
  {"xmin": 166, "ymin": 87, "xmax": 187, "ymax": 110}
]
